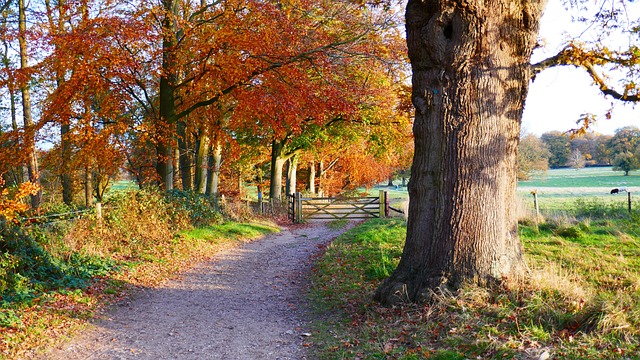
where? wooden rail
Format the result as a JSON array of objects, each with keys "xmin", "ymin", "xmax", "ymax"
[{"xmin": 288, "ymin": 191, "xmax": 387, "ymax": 223}]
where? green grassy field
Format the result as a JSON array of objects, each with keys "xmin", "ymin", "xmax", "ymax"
[
  {"xmin": 518, "ymin": 167, "xmax": 640, "ymax": 213},
  {"xmin": 519, "ymin": 166, "xmax": 640, "ymax": 188},
  {"xmin": 310, "ymin": 217, "xmax": 640, "ymax": 359},
  {"xmin": 381, "ymin": 167, "xmax": 640, "ymax": 214}
]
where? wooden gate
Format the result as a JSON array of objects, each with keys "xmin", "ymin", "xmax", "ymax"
[{"xmin": 288, "ymin": 191, "xmax": 388, "ymax": 223}]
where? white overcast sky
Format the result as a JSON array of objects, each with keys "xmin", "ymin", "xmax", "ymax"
[{"xmin": 522, "ymin": 0, "xmax": 640, "ymax": 136}]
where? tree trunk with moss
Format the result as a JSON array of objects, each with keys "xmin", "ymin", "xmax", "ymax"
[{"xmin": 375, "ymin": 0, "xmax": 545, "ymax": 304}]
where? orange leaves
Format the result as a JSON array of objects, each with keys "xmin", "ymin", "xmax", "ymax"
[{"xmin": 0, "ymin": 180, "xmax": 40, "ymax": 221}]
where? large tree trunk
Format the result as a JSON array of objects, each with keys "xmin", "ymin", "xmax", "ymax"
[
  {"xmin": 206, "ymin": 139, "xmax": 222, "ymax": 198},
  {"xmin": 195, "ymin": 133, "xmax": 210, "ymax": 194},
  {"xmin": 18, "ymin": 0, "xmax": 42, "ymax": 209},
  {"xmin": 269, "ymin": 139, "xmax": 287, "ymax": 202},
  {"xmin": 374, "ymin": 0, "xmax": 545, "ymax": 304},
  {"xmin": 286, "ymin": 154, "xmax": 298, "ymax": 196},
  {"xmin": 156, "ymin": 0, "xmax": 179, "ymax": 191}
]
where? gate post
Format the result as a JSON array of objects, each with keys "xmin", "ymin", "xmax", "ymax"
[
  {"xmin": 379, "ymin": 190, "xmax": 386, "ymax": 218},
  {"xmin": 295, "ymin": 192, "xmax": 303, "ymax": 223}
]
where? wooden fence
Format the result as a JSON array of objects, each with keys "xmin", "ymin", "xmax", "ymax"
[{"xmin": 288, "ymin": 190, "xmax": 388, "ymax": 223}]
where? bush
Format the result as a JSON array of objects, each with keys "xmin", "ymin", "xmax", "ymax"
[
  {"xmin": 0, "ymin": 226, "xmax": 115, "ymax": 305},
  {"xmin": 165, "ymin": 189, "xmax": 223, "ymax": 227}
]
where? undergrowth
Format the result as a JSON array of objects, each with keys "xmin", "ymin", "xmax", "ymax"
[
  {"xmin": 310, "ymin": 217, "xmax": 640, "ymax": 359},
  {"xmin": 0, "ymin": 188, "xmax": 277, "ymax": 358}
]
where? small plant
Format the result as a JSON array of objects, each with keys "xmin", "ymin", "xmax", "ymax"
[{"xmin": 555, "ymin": 225, "xmax": 584, "ymax": 239}]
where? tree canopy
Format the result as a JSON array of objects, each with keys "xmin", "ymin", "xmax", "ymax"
[{"xmin": 0, "ymin": 0, "xmax": 412, "ymax": 211}]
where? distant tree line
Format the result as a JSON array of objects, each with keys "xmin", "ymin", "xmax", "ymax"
[{"xmin": 518, "ymin": 126, "xmax": 640, "ymax": 180}]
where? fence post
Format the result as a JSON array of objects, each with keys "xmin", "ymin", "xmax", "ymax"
[
  {"xmin": 384, "ymin": 191, "xmax": 389, "ymax": 217},
  {"xmin": 629, "ymin": 192, "xmax": 632, "ymax": 213},
  {"xmin": 531, "ymin": 191, "xmax": 539, "ymax": 217},
  {"xmin": 295, "ymin": 192, "xmax": 303, "ymax": 223},
  {"xmin": 379, "ymin": 190, "xmax": 385, "ymax": 218}
]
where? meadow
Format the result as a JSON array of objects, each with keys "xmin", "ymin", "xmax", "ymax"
[
  {"xmin": 383, "ymin": 167, "xmax": 640, "ymax": 214},
  {"xmin": 309, "ymin": 167, "xmax": 640, "ymax": 359},
  {"xmin": 518, "ymin": 166, "xmax": 640, "ymax": 212}
]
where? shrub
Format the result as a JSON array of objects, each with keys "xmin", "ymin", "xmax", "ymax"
[
  {"xmin": 165, "ymin": 189, "xmax": 223, "ymax": 227},
  {"xmin": 555, "ymin": 225, "xmax": 584, "ymax": 239},
  {"xmin": 0, "ymin": 226, "xmax": 115, "ymax": 305}
]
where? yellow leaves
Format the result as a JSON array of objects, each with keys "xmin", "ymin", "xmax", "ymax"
[
  {"xmin": 0, "ymin": 180, "xmax": 40, "ymax": 221},
  {"xmin": 569, "ymin": 113, "xmax": 597, "ymax": 139}
]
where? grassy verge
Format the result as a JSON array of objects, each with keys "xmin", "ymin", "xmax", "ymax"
[
  {"xmin": 0, "ymin": 189, "xmax": 279, "ymax": 359},
  {"xmin": 309, "ymin": 217, "xmax": 640, "ymax": 359}
]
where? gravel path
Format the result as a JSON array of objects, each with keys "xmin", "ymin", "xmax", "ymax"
[{"xmin": 40, "ymin": 222, "xmax": 352, "ymax": 360}]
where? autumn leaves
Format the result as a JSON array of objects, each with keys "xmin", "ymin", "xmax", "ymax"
[{"xmin": 0, "ymin": 0, "xmax": 412, "ymax": 209}]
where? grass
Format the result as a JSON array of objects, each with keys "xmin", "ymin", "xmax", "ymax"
[
  {"xmin": 180, "ymin": 222, "xmax": 279, "ymax": 243},
  {"xmin": 309, "ymin": 216, "xmax": 640, "ymax": 359},
  {"xmin": 376, "ymin": 167, "xmax": 640, "ymax": 216},
  {"xmin": 519, "ymin": 166, "xmax": 640, "ymax": 188},
  {"xmin": 518, "ymin": 167, "xmax": 640, "ymax": 213}
]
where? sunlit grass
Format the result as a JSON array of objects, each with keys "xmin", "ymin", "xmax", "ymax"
[
  {"xmin": 309, "ymin": 217, "xmax": 640, "ymax": 359},
  {"xmin": 180, "ymin": 222, "xmax": 279, "ymax": 243}
]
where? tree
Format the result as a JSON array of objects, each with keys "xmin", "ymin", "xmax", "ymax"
[
  {"xmin": 612, "ymin": 151, "xmax": 640, "ymax": 176},
  {"xmin": 609, "ymin": 126, "xmax": 640, "ymax": 175},
  {"xmin": 518, "ymin": 133, "xmax": 549, "ymax": 180},
  {"xmin": 541, "ymin": 131, "xmax": 571, "ymax": 168},
  {"xmin": 375, "ymin": 0, "xmax": 640, "ymax": 304},
  {"xmin": 17, "ymin": 0, "xmax": 42, "ymax": 208},
  {"xmin": 374, "ymin": 0, "xmax": 546, "ymax": 304},
  {"xmin": 594, "ymin": 134, "xmax": 613, "ymax": 165},
  {"xmin": 567, "ymin": 149, "xmax": 586, "ymax": 170}
]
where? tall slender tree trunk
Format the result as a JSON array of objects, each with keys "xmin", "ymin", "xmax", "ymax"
[
  {"xmin": 156, "ymin": 0, "xmax": 179, "ymax": 191},
  {"xmin": 84, "ymin": 166, "xmax": 92, "ymax": 208},
  {"xmin": 317, "ymin": 160, "xmax": 324, "ymax": 197},
  {"xmin": 269, "ymin": 139, "xmax": 287, "ymax": 202},
  {"xmin": 46, "ymin": 0, "xmax": 74, "ymax": 205},
  {"xmin": 287, "ymin": 154, "xmax": 298, "ymax": 196},
  {"xmin": 375, "ymin": 0, "xmax": 545, "ymax": 304},
  {"xmin": 308, "ymin": 161, "xmax": 315, "ymax": 194},
  {"xmin": 18, "ymin": 0, "xmax": 42, "ymax": 209},
  {"xmin": 177, "ymin": 120, "xmax": 192, "ymax": 190},
  {"xmin": 195, "ymin": 133, "xmax": 210, "ymax": 194},
  {"xmin": 3, "ymin": 13, "xmax": 20, "ymax": 187},
  {"xmin": 173, "ymin": 148, "xmax": 180, "ymax": 187},
  {"xmin": 207, "ymin": 139, "xmax": 222, "ymax": 198},
  {"xmin": 61, "ymin": 123, "xmax": 73, "ymax": 204}
]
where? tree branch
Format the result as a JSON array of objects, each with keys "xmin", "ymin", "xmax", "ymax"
[
  {"xmin": 531, "ymin": 45, "xmax": 639, "ymax": 102},
  {"xmin": 174, "ymin": 32, "xmax": 369, "ymax": 120}
]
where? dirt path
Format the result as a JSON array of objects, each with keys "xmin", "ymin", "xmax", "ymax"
[{"xmin": 39, "ymin": 222, "xmax": 352, "ymax": 360}]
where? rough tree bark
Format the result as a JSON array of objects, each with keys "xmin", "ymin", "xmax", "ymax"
[
  {"xmin": 177, "ymin": 119, "xmax": 192, "ymax": 190},
  {"xmin": 286, "ymin": 154, "xmax": 298, "ymax": 196},
  {"xmin": 84, "ymin": 166, "xmax": 92, "ymax": 207},
  {"xmin": 206, "ymin": 139, "xmax": 222, "ymax": 199},
  {"xmin": 195, "ymin": 133, "xmax": 210, "ymax": 194},
  {"xmin": 269, "ymin": 139, "xmax": 287, "ymax": 202},
  {"xmin": 18, "ymin": 0, "xmax": 42, "ymax": 209},
  {"xmin": 156, "ymin": 0, "xmax": 179, "ymax": 191},
  {"xmin": 374, "ymin": 0, "xmax": 545, "ymax": 304}
]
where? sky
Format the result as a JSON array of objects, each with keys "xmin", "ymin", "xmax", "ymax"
[{"xmin": 521, "ymin": 0, "xmax": 640, "ymax": 136}]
